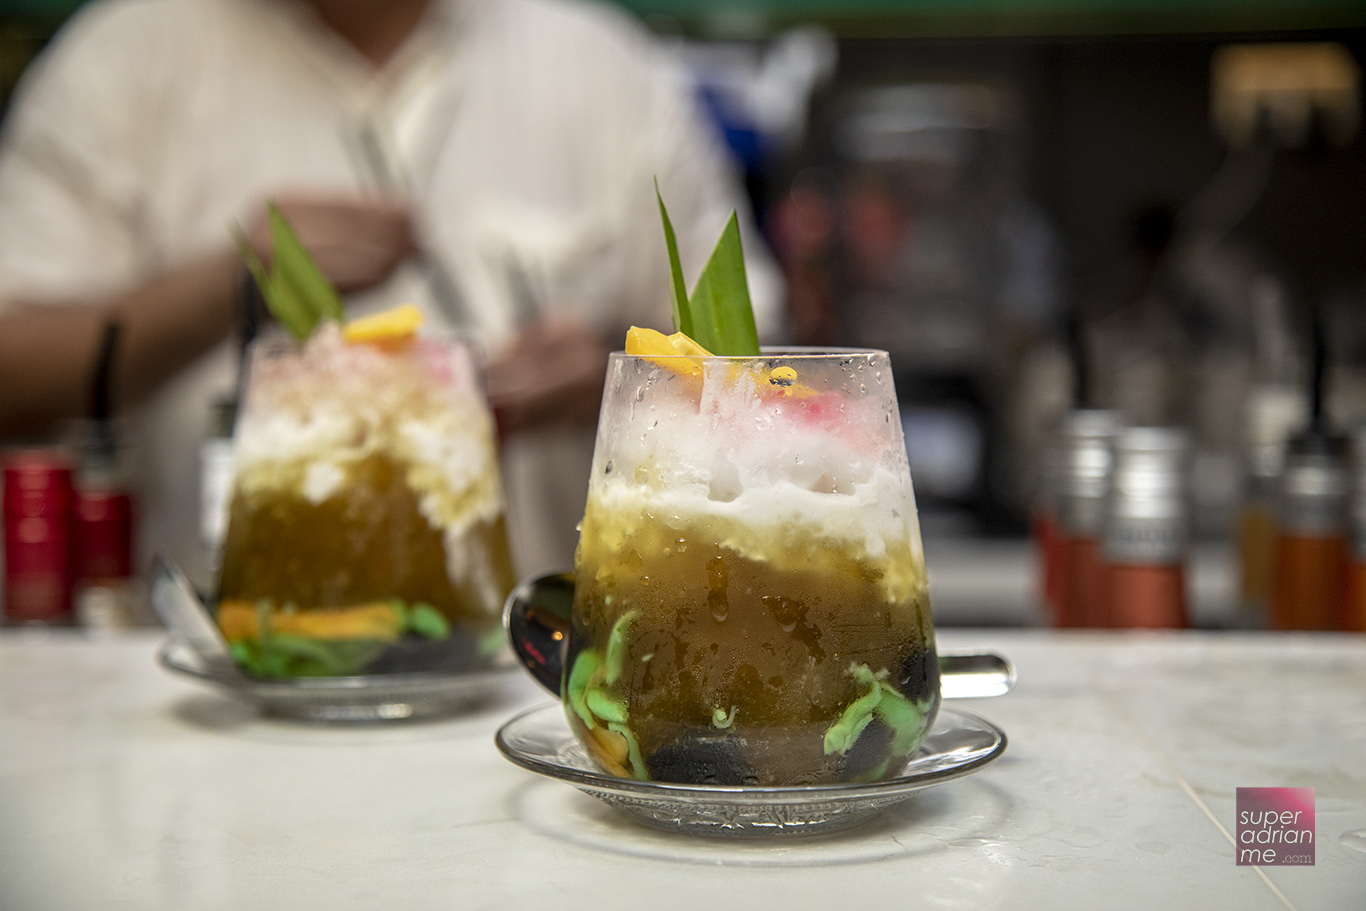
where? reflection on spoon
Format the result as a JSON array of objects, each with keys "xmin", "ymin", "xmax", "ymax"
[
  {"xmin": 149, "ymin": 554, "xmax": 242, "ymax": 677},
  {"xmin": 503, "ymin": 572, "xmax": 1017, "ymax": 700}
]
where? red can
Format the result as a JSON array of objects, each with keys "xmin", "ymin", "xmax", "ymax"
[
  {"xmin": 3, "ymin": 449, "xmax": 76, "ymax": 624},
  {"xmin": 75, "ymin": 487, "xmax": 134, "ymax": 582}
]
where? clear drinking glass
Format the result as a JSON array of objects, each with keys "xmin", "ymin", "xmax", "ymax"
[
  {"xmin": 215, "ymin": 326, "xmax": 516, "ymax": 677},
  {"xmin": 566, "ymin": 348, "xmax": 940, "ymax": 786}
]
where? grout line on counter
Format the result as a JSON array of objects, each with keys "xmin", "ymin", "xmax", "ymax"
[
  {"xmin": 1088, "ymin": 674, "xmax": 1299, "ymax": 911},
  {"xmin": 1169, "ymin": 774, "xmax": 1297, "ymax": 911}
]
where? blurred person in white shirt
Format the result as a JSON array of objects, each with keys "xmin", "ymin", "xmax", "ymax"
[{"xmin": 0, "ymin": 0, "xmax": 782, "ymax": 584}]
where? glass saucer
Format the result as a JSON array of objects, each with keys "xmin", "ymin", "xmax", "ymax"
[
  {"xmin": 495, "ymin": 702, "xmax": 1007, "ymax": 837},
  {"xmin": 158, "ymin": 639, "xmax": 519, "ymax": 722}
]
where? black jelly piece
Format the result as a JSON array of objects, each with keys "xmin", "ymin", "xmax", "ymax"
[
  {"xmin": 365, "ymin": 633, "xmax": 478, "ymax": 674},
  {"xmin": 838, "ymin": 717, "xmax": 894, "ymax": 782},
  {"xmin": 898, "ymin": 646, "xmax": 940, "ymax": 701},
  {"xmin": 645, "ymin": 732, "xmax": 753, "ymax": 785}
]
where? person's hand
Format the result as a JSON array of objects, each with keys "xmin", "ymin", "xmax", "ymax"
[
  {"xmin": 484, "ymin": 319, "xmax": 611, "ymax": 437},
  {"xmin": 246, "ymin": 193, "xmax": 417, "ymax": 293}
]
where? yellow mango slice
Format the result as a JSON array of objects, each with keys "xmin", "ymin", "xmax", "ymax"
[
  {"xmin": 623, "ymin": 326, "xmax": 821, "ymax": 400},
  {"xmin": 625, "ymin": 326, "xmax": 712, "ymax": 378},
  {"xmin": 342, "ymin": 303, "xmax": 424, "ymax": 344},
  {"xmin": 217, "ymin": 600, "xmax": 404, "ymax": 642},
  {"xmin": 585, "ymin": 726, "xmax": 632, "ymax": 778}
]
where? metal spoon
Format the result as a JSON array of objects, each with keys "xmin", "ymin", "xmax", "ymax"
[
  {"xmin": 503, "ymin": 573, "xmax": 1016, "ymax": 700},
  {"xmin": 148, "ymin": 554, "xmax": 242, "ymax": 677}
]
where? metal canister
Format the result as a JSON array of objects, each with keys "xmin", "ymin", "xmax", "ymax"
[
  {"xmin": 1056, "ymin": 409, "xmax": 1119, "ymax": 627},
  {"xmin": 1269, "ymin": 431, "xmax": 1349, "ymax": 630},
  {"xmin": 3, "ymin": 449, "xmax": 76, "ymax": 624},
  {"xmin": 1103, "ymin": 426, "xmax": 1191, "ymax": 628}
]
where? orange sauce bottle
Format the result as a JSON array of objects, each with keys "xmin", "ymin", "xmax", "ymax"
[
  {"xmin": 1104, "ymin": 426, "xmax": 1190, "ymax": 629},
  {"xmin": 1341, "ymin": 430, "xmax": 1366, "ymax": 632},
  {"xmin": 1268, "ymin": 432, "xmax": 1349, "ymax": 631},
  {"xmin": 1056, "ymin": 410, "xmax": 1118, "ymax": 627}
]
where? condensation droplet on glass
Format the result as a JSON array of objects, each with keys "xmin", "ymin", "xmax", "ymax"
[
  {"xmin": 604, "ymin": 460, "xmax": 613, "ymax": 476},
  {"xmin": 675, "ymin": 537, "xmax": 687, "ymax": 553}
]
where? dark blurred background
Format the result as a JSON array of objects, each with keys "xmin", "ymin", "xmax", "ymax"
[{"xmin": 4, "ymin": 0, "xmax": 1364, "ymax": 539}]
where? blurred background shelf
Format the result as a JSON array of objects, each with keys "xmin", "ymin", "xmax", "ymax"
[
  {"xmin": 1, "ymin": 0, "xmax": 1363, "ymax": 629},
  {"xmin": 616, "ymin": 0, "xmax": 1366, "ymax": 38}
]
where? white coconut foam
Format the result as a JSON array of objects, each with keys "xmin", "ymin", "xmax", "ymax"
[
  {"xmin": 231, "ymin": 328, "xmax": 504, "ymax": 548},
  {"xmin": 586, "ymin": 356, "xmax": 927, "ymax": 601}
]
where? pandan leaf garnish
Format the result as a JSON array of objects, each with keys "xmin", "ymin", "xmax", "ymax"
[
  {"xmin": 824, "ymin": 672, "xmax": 883, "ymax": 755},
  {"xmin": 563, "ymin": 611, "xmax": 647, "ymax": 778},
  {"xmin": 227, "ymin": 632, "xmax": 387, "ymax": 677},
  {"xmin": 824, "ymin": 662, "xmax": 931, "ymax": 757},
  {"xmin": 406, "ymin": 602, "xmax": 451, "ymax": 640},
  {"xmin": 604, "ymin": 610, "xmax": 636, "ymax": 685},
  {"xmin": 586, "ymin": 688, "xmax": 629, "ymax": 724},
  {"xmin": 655, "ymin": 182, "xmax": 760, "ymax": 357},
  {"xmin": 565, "ymin": 649, "xmax": 603, "ymax": 729},
  {"xmin": 234, "ymin": 203, "xmax": 344, "ymax": 341},
  {"xmin": 656, "ymin": 179, "xmax": 691, "ymax": 340},
  {"xmin": 874, "ymin": 686, "xmax": 927, "ymax": 756}
]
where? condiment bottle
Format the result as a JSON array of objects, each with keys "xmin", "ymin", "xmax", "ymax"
[
  {"xmin": 1268, "ymin": 431, "xmax": 1349, "ymax": 630},
  {"xmin": 2, "ymin": 449, "xmax": 76, "ymax": 625},
  {"xmin": 1056, "ymin": 410, "xmax": 1118, "ymax": 627},
  {"xmin": 1235, "ymin": 387, "xmax": 1305, "ymax": 626},
  {"xmin": 1103, "ymin": 426, "xmax": 1191, "ymax": 628},
  {"xmin": 72, "ymin": 449, "xmax": 141, "ymax": 629},
  {"xmin": 1341, "ymin": 428, "xmax": 1366, "ymax": 632},
  {"xmin": 1031, "ymin": 438, "xmax": 1065, "ymax": 625},
  {"xmin": 67, "ymin": 319, "xmax": 146, "ymax": 628},
  {"xmin": 199, "ymin": 396, "xmax": 238, "ymax": 585}
]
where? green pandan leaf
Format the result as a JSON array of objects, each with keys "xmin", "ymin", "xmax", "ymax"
[
  {"xmin": 823, "ymin": 678, "xmax": 883, "ymax": 755},
  {"xmin": 407, "ymin": 603, "xmax": 451, "ymax": 640},
  {"xmin": 269, "ymin": 203, "xmax": 344, "ymax": 331},
  {"xmin": 685, "ymin": 212, "xmax": 760, "ymax": 357},
  {"xmin": 874, "ymin": 683, "xmax": 927, "ymax": 756},
  {"xmin": 565, "ymin": 649, "xmax": 604, "ymax": 729},
  {"xmin": 604, "ymin": 610, "xmax": 636, "ymax": 685},
  {"xmin": 234, "ymin": 227, "xmax": 314, "ymax": 342},
  {"xmin": 234, "ymin": 205, "xmax": 344, "ymax": 341},
  {"xmin": 585, "ymin": 688, "xmax": 628, "ymax": 724},
  {"xmin": 655, "ymin": 180, "xmax": 692, "ymax": 340},
  {"xmin": 655, "ymin": 187, "xmax": 760, "ymax": 357},
  {"xmin": 266, "ymin": 634, "xmax": 386, "ymax": 676},
  {"xmin": 228, "ymin": 633, "xmax": 386, "ymax": 677}
]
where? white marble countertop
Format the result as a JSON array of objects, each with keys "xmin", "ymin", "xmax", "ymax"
[{"xmin": 1, "ymin": 628, "xmax": 1362, "ymax": 911}]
